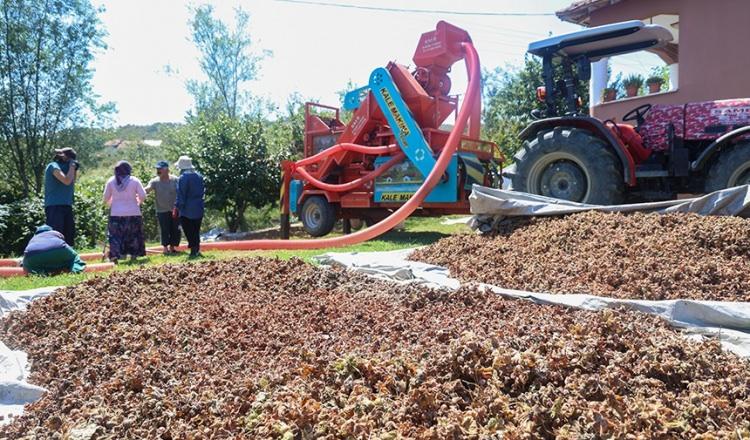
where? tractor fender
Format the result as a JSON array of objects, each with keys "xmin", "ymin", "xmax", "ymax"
[
  {"xmin": 691, "ymin": 125, "xmax": 750, "ymax": 171},
  {"xmin": 519, "ymin": 116, "xmax": 636, "ymax": 185}
]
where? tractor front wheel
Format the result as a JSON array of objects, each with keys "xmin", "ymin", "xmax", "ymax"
[
  {"xmin": 508, "ymin": 128, "xmax": 625, "ymax": 205},
  {"xmin": 704, "ymin": 142, "xmax": 750, "ymax": 192},
  {"xmin": 300, "ymin": 196, "xmax": 336, "ymax": 237}
]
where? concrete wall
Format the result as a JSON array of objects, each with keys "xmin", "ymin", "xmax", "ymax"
[{"xmin": 588, "ymin": 0, "xmax": 750, "ymax": 122}]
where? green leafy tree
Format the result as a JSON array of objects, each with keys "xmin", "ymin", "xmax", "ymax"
[
  {"xmin": 482, "ymin": 58, "xmax": 544, "ymax": 159},
  {"xmin": 187, "ymin": 4, "xmax": 268, "ymax": 118},
  {"xmin": 264, "ymin": 92, "xmax": 306, "ymax": 159},
  {"xmin": 0, "ymin": 0, "xmax": 109, "ymax": 196},
  {"xmin": 176, "ymin": 114, "xmax": 279, "ymax": 232},
  {"xmin": 482, "ymin": 56, "xmax": 589, "ymax": 160}
]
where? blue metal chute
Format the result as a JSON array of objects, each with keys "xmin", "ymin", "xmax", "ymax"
[
  {"xmin": 343, "ymin": 85, "xmax": 370, "ymax": 111},
  {"xmin": 368, "ymin": 67, "xmax": 437, "ymax": 179}
]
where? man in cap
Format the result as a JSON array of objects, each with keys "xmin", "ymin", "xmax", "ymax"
[
  {"xmin": 173, "ymin": 155, "xmax": 205, "ymax": 258},
  {"xmin": 44, "ymin": 147, "xmax": 80, "ymax": 246},
  {"xmin": 145, "ymin": 160, "xmax": 181, "ymax": 254}
]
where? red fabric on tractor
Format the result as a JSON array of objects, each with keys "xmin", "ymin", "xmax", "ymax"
[{"xmin": 612, "ymin": 123, "xmax": 651, "ymax": 164}]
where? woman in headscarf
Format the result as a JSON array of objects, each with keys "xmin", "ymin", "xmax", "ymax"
[{"xmin": 103, "ymin": 160, "xmax": 147, "ymax": 262}]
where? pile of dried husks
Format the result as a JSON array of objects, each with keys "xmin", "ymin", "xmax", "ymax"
[
  {"xmin": 412, "ymin": 211, "xmax": 750, "ymax": 301},
  {"xmin": 0, "ymin": 258, "xmax": 748, "ymax": 438}
]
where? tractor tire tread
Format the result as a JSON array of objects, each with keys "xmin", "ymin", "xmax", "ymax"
[
  {"xmin": 511, "ymin": 128, "xmax": 625, "ymax": 205},
  {"xmin": 704, "ymin": 142, "xmax": 750, "ymax": 193}
]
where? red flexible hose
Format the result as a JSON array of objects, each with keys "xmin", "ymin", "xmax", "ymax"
[
  {"xmin": 295, "ymin": 152, "xmax": 406, "ymax": 192},
  {"xmin": 0, "ymin": 262, "xmax": 115, "ymax": 277},
  {"xmin": 294, "ymin": 143, "xmax": 399, "ymax": 167}
]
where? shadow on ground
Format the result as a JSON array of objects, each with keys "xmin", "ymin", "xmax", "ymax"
[{"xmin": 376, "ymin": 229, "xmax": 453, "ymax": 246}]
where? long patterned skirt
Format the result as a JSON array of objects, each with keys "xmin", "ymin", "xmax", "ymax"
[{"xmin": 108, "ymin": 216, "xmax": 146, "ymax": 259}]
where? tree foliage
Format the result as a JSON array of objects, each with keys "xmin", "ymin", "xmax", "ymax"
[
  {"xmin": 0, "ymin": 0, "xmax": 108, "ymax": 196},
  {"xmin": 174, "ymin": 114, "xmax": 279, "ymax": 232},
  {"xmin": 482, "ymin": 58, "xmax": 544, "ymax": 159},
  {"xmin": 187, "ymin": 5, "xmax": 267, "ymax": 118},
  {"xmin": 264, "ymin": 92, "xmax": 306, "ymax": 159},
  {"xmin": 482, "ymin": 56, "xmax": 589, "ymax": 160}
]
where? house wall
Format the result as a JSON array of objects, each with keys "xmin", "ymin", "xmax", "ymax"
[{"xmin": 588, "ymin": 0, "xmax": 750, "ymax": 122}]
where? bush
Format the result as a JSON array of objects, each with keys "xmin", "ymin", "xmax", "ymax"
[
  {"xmin": 74, "ymin": 176, "xmax": 109, "ymax": 250},
  {"xmin": 0, "ymin": 196, "xmax": 45, "ymax": 257}
]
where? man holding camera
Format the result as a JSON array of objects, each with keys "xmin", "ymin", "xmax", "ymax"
[{"xmin": 44, "ymin": 147, "xmax": 79, "ymax": 246}]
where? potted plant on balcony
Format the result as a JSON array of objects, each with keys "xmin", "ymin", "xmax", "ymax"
[
  {"xmin": 602, "ymin": 87, "xmax": 617, "ymax": 102},
  {"xmin": 622, "ymin": 74, "xmax": 644, "ymax": 97},
  {"xmin": 646, "ymin": 76, "xmax": 664, "ymax": 94}
]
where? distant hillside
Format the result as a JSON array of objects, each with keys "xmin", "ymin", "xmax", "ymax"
[{"xmin": 112, "ymin": 122, "xmax": 182, "ymax": 142}]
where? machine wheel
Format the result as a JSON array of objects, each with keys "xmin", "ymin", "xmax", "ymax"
[
  {"xmin": 300, "ymin": 196, "xmax": 336, "ymax": 237},
  {"xmin": 704, "ymin": 143, "xmax": 750, "ymax": 192},
  {"xmin": 508, "ymin": 128, "xmax": 625, "ymax": 204}
]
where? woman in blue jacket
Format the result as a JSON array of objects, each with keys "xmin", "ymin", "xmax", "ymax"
[{"xmin": 173, "ymin": 156, "xmax": 205, "ymax": 258}]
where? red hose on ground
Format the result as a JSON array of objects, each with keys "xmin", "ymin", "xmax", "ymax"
[
  {"xmin": 0, "ymin": 262, "xmax": 115, "ymax": 278},
  {"xmin": 0, "ymin": 252, "xmax": 110, "ymax": 267},
  {"xmin": 196, "ymin": 42, "xmax": 480, "ymax": 252}
]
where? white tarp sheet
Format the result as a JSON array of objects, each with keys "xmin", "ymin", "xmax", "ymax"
[
  {"xmin": 0, "ymin": 287, "xmax": 58, "ymax": 423},
  {"xmin": 470, "ymin": 185, "xmax": 750, "ymax": 231},
  {"xmin": 315, "ymin": 249, "xmax": 750, "ymax": 358}
]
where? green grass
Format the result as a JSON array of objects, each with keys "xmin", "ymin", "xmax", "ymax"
[{"xmin": 0, "ymin": 216, "xmax": 470, "ymax": 291}]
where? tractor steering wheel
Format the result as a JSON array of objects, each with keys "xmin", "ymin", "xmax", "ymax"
[{"xmin": 622, "ymin": 103, "xmax": 652, "ymax": 126}]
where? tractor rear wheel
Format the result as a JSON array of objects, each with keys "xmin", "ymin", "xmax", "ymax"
[
  {"xmin": 508, "ymin": 128, "xmax": 625, "ymax": 204},
  {"xmin": 704, "ymin": 142, "xmax": 750, "ymax": 192},
  {"xmin": 300, "ymin": 196, "xmax": 336, "ymax": 237}
]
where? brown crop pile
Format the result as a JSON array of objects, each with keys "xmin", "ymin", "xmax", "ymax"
[
  {"xmin": 411, "ymin": 211, "xmax": 750, "ymax": 301},
  {"xmin": 1, "ymin": 258, "xmax": 749, "ymax": 439}
]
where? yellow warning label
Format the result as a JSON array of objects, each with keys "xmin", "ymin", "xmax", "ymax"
[{"xmin": 380, "ymin": 192, "xmax": 413, "ymax": 202}]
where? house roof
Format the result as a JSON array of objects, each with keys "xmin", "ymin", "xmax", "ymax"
[
  {"xmin": 556, "ymin": 0, "xmax": 625, "ymax": 26},
  {"xmin": 104, "ymin": 139, "xmax": 124, "ymax": 148}
]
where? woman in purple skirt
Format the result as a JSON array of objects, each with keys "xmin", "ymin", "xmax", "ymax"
[{"xmin": 103, "ymin": 161, "xmax": 147, "ymax": 263}]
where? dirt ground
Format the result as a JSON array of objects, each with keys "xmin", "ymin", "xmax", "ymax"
[
  {"xmin": 412, "ymin": 211, "xmax": 750, "ymax": 301},
  {"xmin": 0, "ymin": 257, "xmax": 748, "ymax": 439}
]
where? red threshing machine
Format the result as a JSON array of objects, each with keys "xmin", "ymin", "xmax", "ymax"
[{"xmin": 279, "ymin": 21, "xmax": 501, "ymax": 238}]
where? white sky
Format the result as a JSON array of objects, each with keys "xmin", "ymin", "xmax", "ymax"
[{"xmin": 90, "ymin": 0, "xmax": 659, "ymax": 126}]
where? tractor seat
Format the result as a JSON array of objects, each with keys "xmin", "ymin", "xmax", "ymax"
[{"xmin": 606, "ymin": 122, "xmax": 651, "ymax": 164}]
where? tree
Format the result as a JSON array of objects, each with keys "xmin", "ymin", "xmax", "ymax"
[
  {"xmin": 187, "ymin": 5, "xmax": 267, "ymax": 118},
  {"xmin": 0, "ymin": 0, "xmax": 108, "ymax": 196},
  {"xmin": 177, "ymin": 114, "xmax": 279, "ymax": 232},
  {"xmin": 482, "ymin": 58, "xmax": 544, "ymax": 159},
  {"xmin": 264, "ymin": 92, "xmax": 306, "ymax": 159},
  {"xmin": 482, "ymin": 56, "xmax": 589, "ymax": 159}
]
